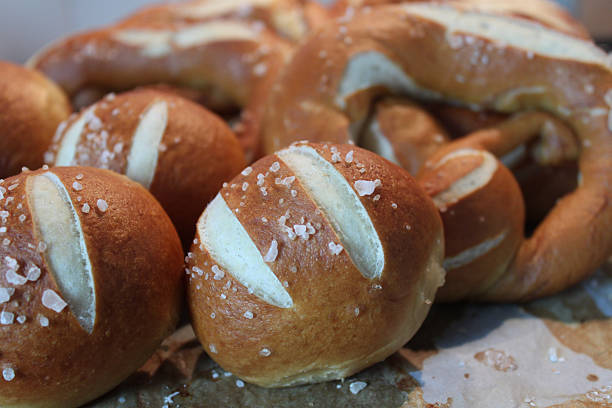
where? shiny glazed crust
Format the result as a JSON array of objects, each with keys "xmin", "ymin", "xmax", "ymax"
[
  {"xmin": 262, "ymin": 3, "xmax": 612, "ymax": 301},
  {"xmin": 187, "ymin": 143, "xmax": 445, "ymax": 386},
  {"xmin": 0, "ymin": 61, "xmax": 71, "ymax": 178},
  {"xmin": 0, "ymin": 167, "xmax": 184, "ymax": 408},
  {"xmin": 47, "ymin": 89, "xmax": 245, "ymax": 245}
]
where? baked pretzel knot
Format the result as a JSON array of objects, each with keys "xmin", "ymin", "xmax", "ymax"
[
  {"xmin": 27, "ymin": 0, "xmax": 327, "ymax": 161},
  {"xmin": 263, "ymin": 3, "xmax": 612, "ymax": 301}
]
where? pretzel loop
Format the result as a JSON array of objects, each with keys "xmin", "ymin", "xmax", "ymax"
[{"xmin": 263, "ymin": 4, "xmax": 612, "ymax": 301}]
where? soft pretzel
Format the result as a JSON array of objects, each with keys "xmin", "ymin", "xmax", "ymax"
[
  {"xmin": 360, "ymin": 98, "xmax": 449, "ymax": 175},
  {"xmin": 186, "ymin": 142, "xmax": 444, "ymax": 386},
  {"xmin": 45, "ymin": 89, "xmax": 245, "ymax": 246},
  {"xmin": 331, "ymin": 0, "xmax": 590, "ymax": 39},
  {"xmin": 418, "ymin": 112, "xmax": 584, "ymax": 301},
  {"xmin": 0, "ymin": 167, "xmax": 183, "ymax": 408},
  {"xmin": 0, "ymin": 61, "xmax": 71, "ymax": 178},
  {"xmin": 262, "ymin": 3, "xmax": 612, "ymax": 301},
  {"xmin": 27, "ymin": 0, "xmax": 327, "ymax": 161}
]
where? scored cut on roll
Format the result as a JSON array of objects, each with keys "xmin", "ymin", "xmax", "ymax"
[
  {"xmin": 0, "ymin": 167, "xmax": 183, "ymax": 408},
  {"xmin": 46, "ymin": 89, "xmax": 246, "ymax": 246},
  {"xmin": 186, "ymin": 142, "xmax": 445, "ymax": 387},
  {"xmin": 0, "ymin": 61, "xmax": 71, "ymax": 179}
]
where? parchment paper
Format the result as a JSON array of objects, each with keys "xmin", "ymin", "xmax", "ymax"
[{"xmin": 86, "ymin": 262, "xmax": 612, "ymax": 408}]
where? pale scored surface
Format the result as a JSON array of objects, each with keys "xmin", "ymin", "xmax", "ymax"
[
  {"xmin": 199, "ymin": 194, "xmax": 293, "ymax": 309},
  {"xmin": 125, "ymin": 100, "xmax": 168, "ymax": 189},
  {"xmin": 27, "ymin": 172, "xmax": 95, "ymax": 333},
  {"xmin": 430, "ymin": 148, "xmax": 498, "ymax": 209},
  {"xmin": 277, "ymin": 145, "xmax": 384, "ymax": 280}
]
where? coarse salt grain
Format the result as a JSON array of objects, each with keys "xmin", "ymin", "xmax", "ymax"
[
  {"xmin": 0, "ymin": 287, "xmax": 14, "ymax": 304},
  {"xmin": 75, "ymin": 173, "xmax": 83, "ymax": 180},
  {"xmin": 96, "ymin": 199, "xmax": 108, "ymax": 212},
  {"xmin": 41, "ymin": 289, "xmax": 68, "ymax": 313},
  {"xmin": 2, "ymin": 367, "xmax": 15, "ymax": 381},
  {"xmin": 212, "ymin": 265, "xmax": 225, "ymax": 280},
  {"xmin": 328, "ymin": 242, "xmax": 343, "ymax": 255},
  {"xmin": 270, "ymin": 162, "xmax": 280, "ymax": 172},
  {"xmin": 345, "ymin": 150, "xmax": 354, "ymax": 163},
  {"xmin": 354, "ymin": 179, "xmax": 380, "ymax": 196},
  {"xmin": 263, "ymin": 239, "xmax": 278, "ymax": 263},
  {"xmin": 82, "ymin": 203, "xmax": 90, "ymax": 213},
  {"xmin": 0, "ymin": 310, "xmax": 14, "ymax": 325},
  {"xmin": 18, "ymin": 214, "xmax": 25, "ymax": 223},
  {"xmin": 236, "ymin": 379, "xmax": 245, "ymax": 388},
  {"xmin": 6, "ymin": 270, "xmax": 26, "ymax": 286},
  {"xmin": 38, "ymin": 315, "xmax": 49, "ymax": 327},
  {"xmin": 16, "ymin": 315, "xmax": 26, "ymax": 324},
  {"xmin": 209, "ymin": 344, "xmax": 218, "ymax": 354},
  {"xmin": 259, "ymin": 348, "xmax": 271, "ymax": 357},
  {"xmin": 4, "ymin": 256, "xmax": 17, "ymax": 270},
  {"xmin": 241, "ymin": 167, "xmax": 253, "ymax": 176},
  {"xmin": 72, "ymin": 182, "xmax": 83, "ymax": 191},
  {"xmin": 349, "ymin": 381, "xmax": 368, "ymax": 394},
  {"xmin": 242, "ymin": 182, "xmax": 249, "ymax": 191},
  {"xmin": 26, "ymin": 265, "xmax": 41, "ymax": 281}
]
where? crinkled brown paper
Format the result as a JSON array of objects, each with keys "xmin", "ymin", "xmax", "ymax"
[{"xmin": 86, "ymin": 263, "xmax": 611, "ymax": 408}]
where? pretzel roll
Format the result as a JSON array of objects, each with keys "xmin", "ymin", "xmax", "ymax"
[
  {"xmin": 361, "ymin": 98, "xmax": 449, "ymax": 175},
  {"xmin": 0, "ymin": 166, "xmax": 183, "ymax": 408},
  {"xmin": 187, "ymin": 142, "xmax": 445, "ymax": 386},
  {"xmin": 26, "ymin": 0, "xmax": 327, "ymax": 160},
  {"xmin": 46, "ymin": 89, "xmax": 245, "ymax": 245},
  {"xmin": 419, "ymin": 148, "xmax": 524, "ymax": 302},
  {"xmin": 0, "ymin": 62, "xmax": 71, "ymax": 178},
  {"xmin": 263, "ymin": 3, "xmax": 612, "ymax": 301}
]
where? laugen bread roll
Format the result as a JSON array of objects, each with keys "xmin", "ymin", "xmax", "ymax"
[
  {"xmin": 0, "ymin": 61, "xmax": 71, "ymax": 178},
  {"xmin": 46, "ymin": 89, "xmax": 245, "ymax": 246},
  {"xmin": 419, "ymin": 148, "xmax": 525, "ymax": 302},
  {"xmin": 0, "ymin": 167, "xmax": 183, "ymax": 408},
  {"xmin": 186, "ymin": 142, "xmax": 445, "ymax": 387}
]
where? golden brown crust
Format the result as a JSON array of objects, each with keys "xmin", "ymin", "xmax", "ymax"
[
  {"xmin": 0, "ymin": 61, "xmax": 71, "ymax": 179},
  {"xmin": 330, "ymin": 0, "xmax": 590, "ymax": 39},
  {"xmin": 261, "ymin": 4, "xmax": 612, "ymax": 301},
  {"xmin": 364, "ymin": 98, "xmax": 449, "ymax": 175},
  {"xmin": 187, "ymin": 142, "xmax": 444, "ymax": 386},
  {"xmin": 419, "ymin": 149, "xmax": 524, "ymax": 301},
  {"xmin": 0, "ymin": 166, "xmax": 183, "ymax": 408},
  {"xmin": 47, "ymin": 89, "xmax": 245, "ymax": 246},
  {"xmin": 27, "ymin": 0, "xmax": 329, "ymax": 161}
]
